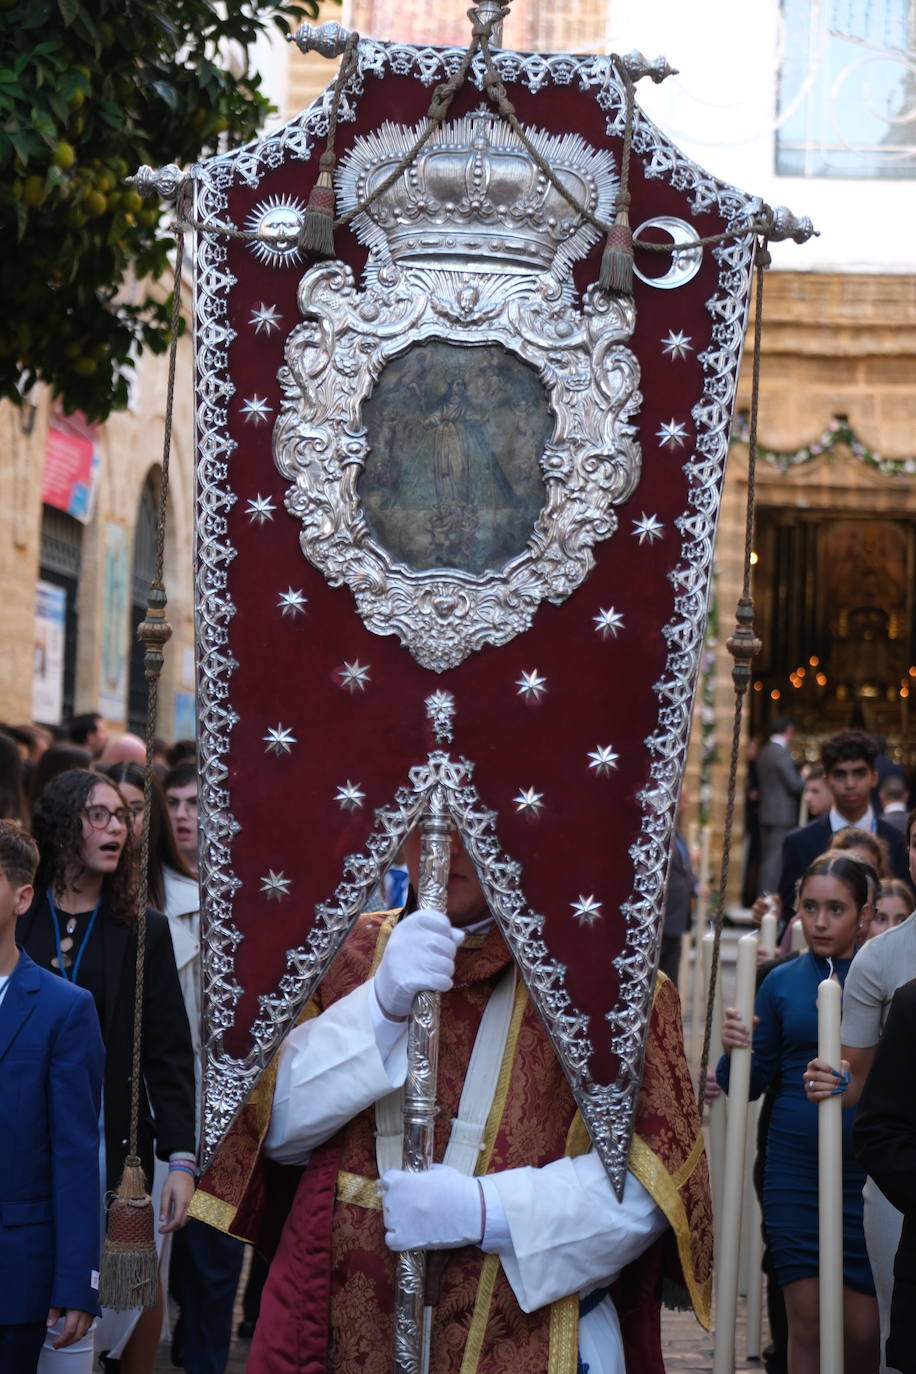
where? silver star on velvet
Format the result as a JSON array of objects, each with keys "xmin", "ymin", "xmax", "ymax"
[
  {"xmin": 632, "ymin": 512, "xmax": 664, "ymax": 545},
  {"xmin": 656, "ymin": 418, "xmax": 689, "ymax": 449},
  {"xmin": 245, "ymin": 494, "xmax": 276, "ymax": 525},
  {"xmin": 264, "ymin": 724, "xmax": 296, "ymax": 757},
  {"xmin": 340, "ymin": 660, "xmax": 371, "ymax": 693},
  {"xmin": 593, "ymin": 607, "xmax": 624, "ymax": 639},
  {"xmin": 334, "ymin": 780, "xmax": 365, "ymax": 811},
  {"xmin": 515, "ymin": 669, "xmax": 547, "ymax": 702},
  {"xmin": 260, "ymin": 869, "xmax": 291, "ymax": 901},
  {"xmin": 249, "ymin": 302, "xmax": 283, "ymax": 336},
  {"xmin": 278, "ymin": 587, "xmax": 307, "ymax": 618},
  {"xmin": 571, "ymin": 894, "xmax": 603, "ymax": 926},
  {"xmin": 661, "ymin": 329, "xmax": 693, "ymax": 360},
  {"xmin": 241, "ymin": 395, "xmax": 272, "ymax": 425},
  {"xmin": 513, "ymin": 787, "xmax": 545, "ymax": 817},
  {"xmin": 588, "ymin": 745, "xmax": 620, "ymax": 775}
]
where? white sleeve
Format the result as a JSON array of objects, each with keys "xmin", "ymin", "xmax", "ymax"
[
  {"xmin": 479, "ymin": 1152, "xmax": 668, "ymax": 1313},
  {"xmin": 264, "ymin": 980, "xmax": 408, "ymax": 1165}
]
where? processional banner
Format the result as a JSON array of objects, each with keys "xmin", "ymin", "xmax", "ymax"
[{"xmin": 180, "ymin": 15, "xmax": 798, "ymax": 1188}]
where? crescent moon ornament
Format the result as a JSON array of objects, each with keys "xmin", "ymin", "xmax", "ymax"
[{"xmin": 632, "ymin": 216, "xmax": 703, "ymax": 289}]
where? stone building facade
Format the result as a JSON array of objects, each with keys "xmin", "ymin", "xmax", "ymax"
[{"xmin": 0, "ymin": 280, "xmax": 197, "ymax": 740}]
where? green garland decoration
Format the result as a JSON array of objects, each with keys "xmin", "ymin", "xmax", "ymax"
[{"xmin": 730, "ymin": 413, "xmax": 916, "ymax": 478}]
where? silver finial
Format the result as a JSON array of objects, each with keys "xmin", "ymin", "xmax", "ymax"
[
  {"xmin": 471, "ymin": 2, "xmax": 508, "ymax": 49},
  {"xmin": 129, "ymin": 163, "xmax": 187, "ymax": 202},
  {"xmin": 767, "ymin": 205, "xmax": 819, "ymax": 244},
  {"xmin": 289, "ymin": 21, "xmax": 354, "ymax": 56},
  {"xmin": 619, "ymin": 50, "xmax": 678, "ymax": 84}
]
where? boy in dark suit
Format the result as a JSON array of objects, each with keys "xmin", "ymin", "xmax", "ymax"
[
  {"xmin": 0, "ymin": 821, "xmax": 104, "ymax": 1373},
  {"xmin": 776, "ymin": 729, "xmax": 908, "ymax": 935}
]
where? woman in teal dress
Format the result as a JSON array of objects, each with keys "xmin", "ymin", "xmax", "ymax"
[{"xmin": 717, "ymin": 852, "xmax": 879, "ymax": 1374}]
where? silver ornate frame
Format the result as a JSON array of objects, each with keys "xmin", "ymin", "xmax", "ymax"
[
  {"xmin": 274, "ymin": 258, "xmax": 640, "ymax": 671},
  {"xmin": 193, "ymin": 41, "xmax": 759, "ymax": 1173}
]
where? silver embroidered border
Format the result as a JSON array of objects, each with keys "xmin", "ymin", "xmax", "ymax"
[{"xmin": 193, "ymin": 42, "xmax": 758, "ymax": 1174}]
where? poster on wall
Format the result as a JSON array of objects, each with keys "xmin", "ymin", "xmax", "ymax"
[
  {"xmin": 41, "ymin": 408, "xmax": 101, "ymax": 523},
  {"xmin": 32, "ymin": 580, "xmax": 67, "ymax": 724},
  {"xmin": 99, "ymin": 521, "xmax": 130, "ymax": 723}
]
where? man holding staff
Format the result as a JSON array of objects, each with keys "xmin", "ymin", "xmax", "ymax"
[{"xmin": 194, "ymin": 829, "xmax": 712, "ymax": 1373}]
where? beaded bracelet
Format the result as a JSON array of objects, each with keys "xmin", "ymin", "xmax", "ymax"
[{"xmin": 168, "ymin": 1161, "xmax": 198, "ymax": 1176}]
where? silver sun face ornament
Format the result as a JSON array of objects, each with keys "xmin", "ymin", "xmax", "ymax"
[{"xmin": 244, "ymin": 196, "xmax": 307, "ymax": 268}]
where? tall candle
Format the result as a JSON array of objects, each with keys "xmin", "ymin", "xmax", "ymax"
[
  {"xmin": 701, "ymin": 931, "xmax": 726, "ymax": 1225},
  {"xmin": 712, "ymin": 932, "xmax": 758, "ymax": 1374},
  {"xmin": 817, "ymin": 976, "xmax": 843, "ymax": 1374},
  {"xmin": 758, "ymin": 908, "xmax": 777, "ymax": 960},
  {"xmin": 690, "ymin": 826, "xmax": 713, "ymax": 1065}
]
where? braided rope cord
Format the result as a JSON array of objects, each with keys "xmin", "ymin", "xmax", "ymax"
[
  {"xmin": 695, "ymin": 241, "xmax": 768, "ymax": 1115},
  {"xmin": 126, "ymin": 209, "xmax": 187, "ymax": 1163},
  {"xmin": 172, "ymin": 10, "xmax": 771, "ymax": 258}
]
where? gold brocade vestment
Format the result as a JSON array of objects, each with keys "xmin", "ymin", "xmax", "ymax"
[{"xmin": 194, "ymin": 914, "xmax": 712, "ymax": 1373}]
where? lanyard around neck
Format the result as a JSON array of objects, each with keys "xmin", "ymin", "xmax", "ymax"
[{"xmin": 47, "ymin": 890, "xmax": 102, "ymax": 984}]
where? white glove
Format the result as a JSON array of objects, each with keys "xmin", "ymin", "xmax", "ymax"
[
  {"xmin": 373, "ymin": 908, "xmax": 464, "ymax": 1020},
  {"xmin": 381, "ymin": 1164, "xmax": 484, "ymax": 1251}
]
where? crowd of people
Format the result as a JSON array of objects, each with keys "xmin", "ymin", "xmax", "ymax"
[
  {"xmin": 718, "ymin": 725, "xmax": 916, "ymax": 1374},
  {"xmin": 3, "ymin": 706, "xmax": 916, "ymax": 1374},
  {"xmin": 0, "ymin": 712, "xmax": 249, "ymax": 1374}
]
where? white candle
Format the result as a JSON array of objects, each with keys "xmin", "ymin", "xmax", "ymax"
[
  {"xmin": 817, "ymin": 976, "xmax": 844, "ymax": 1374},
  {"xmin": 758, "ymin": 909, "xmax": 777, "ymax": 960},
  {"xmin": 701, "ymin": 931, "xmax": 726, "ymax": 1227},
  {"xmin": 713, "ymin": 931, "xmax": 758, "ymax": 1374},
  {"xmin": 690, "ymin": 826, "xmax": 713, "ymax": 1064},
  {"xmin": 790, "ymin": 917, "xmax": 808, "ymax": 954}
]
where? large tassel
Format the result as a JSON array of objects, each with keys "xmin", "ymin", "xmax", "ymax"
[
  {"xmin": 600, "ymin": 193, "xmax": 633, "ymax": 297},
  {"xmin": 97, "ymin": 1156, "xmax": 159, "ymax": 1310},
  {"xmin": 300, "ymin": 150, "xmax": 337, "ymax": 258}
]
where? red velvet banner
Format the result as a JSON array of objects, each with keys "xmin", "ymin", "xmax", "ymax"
[{"xmin": 194, "ymin": 43, "xmax": 756, "ymax": 1162}]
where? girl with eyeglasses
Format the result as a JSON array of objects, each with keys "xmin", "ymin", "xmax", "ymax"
[{"xmin": 19, "ymin": 769, "xmax": 196, "ymax": 1374}]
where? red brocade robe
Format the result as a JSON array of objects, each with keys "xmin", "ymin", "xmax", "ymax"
[{"xmin": 194, "ymin": 914, "xmax": 712, "ymax": 1373}]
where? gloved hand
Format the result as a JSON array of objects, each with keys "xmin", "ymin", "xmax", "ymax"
[
  {"xmin": 381, "ymin": 1163, "xmax": 484, "ymax": 1251},
  {"xmin": 373, "ymin": 908, "xmax": 464, "ymax": 1021}
]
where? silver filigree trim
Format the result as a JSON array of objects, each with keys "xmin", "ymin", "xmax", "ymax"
[{"xmin": 193, "ymin": 40, "xmax": 760, "ymax": 1185}]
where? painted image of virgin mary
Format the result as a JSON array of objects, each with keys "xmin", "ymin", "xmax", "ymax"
[{"xmin": 359, "ymin": 343, "xmax": 551, "ymax": 576}]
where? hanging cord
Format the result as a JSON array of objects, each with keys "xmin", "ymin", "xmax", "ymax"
[
  {"xmin": 170, "ymin": 15, "xmax": 781, "ymax": 265},
  {"xmin": 696, "ymin": 239, "xmax": 769, "ymax": 1116},
  {"xmin": 299, "ymin": 30, "xmax": 361, "ymax": 255},
  {"xmin": 98, "ymin": 203, "xmax": 185, "ymax": 1310}
]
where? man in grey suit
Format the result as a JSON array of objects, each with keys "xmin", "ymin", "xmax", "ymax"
[{"xmin": 756, "ymin": 715, "xmax": 804, "ymax": 893}]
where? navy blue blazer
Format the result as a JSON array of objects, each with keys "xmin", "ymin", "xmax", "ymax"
[
  {"xmin": 0, "ymin": 949, "xmax": 104, "ymax": 1322},
  {"xmin": 777, "ymin": 814, "xmax": 909, "ymax": 932}
]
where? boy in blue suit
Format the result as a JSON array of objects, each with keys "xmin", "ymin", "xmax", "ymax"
[{"xmin": 0, "ymin": 821, "xmax": 104, "ymax": 1373}]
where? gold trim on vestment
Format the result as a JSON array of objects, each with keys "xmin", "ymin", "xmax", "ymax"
[
  {"xmin": 548, "ymin": 1295, "xmax": 580, "ymax": 1374},
  {"xmin": 477, "ymin": 975, "xmax": 528, "ymax": 1176},
  {"xmin": 188, "ymin": 1188, "xmax": 239, "ymax": 1231},
  {"xmin": 337, "ymin": 1169, "xmax": 382, "ymax": 1210},
  {"xmin": 458, "ymin": 1254, "xmax": 501, "ymax": 1374},
  {"xmin": 628, "ymin": 1133, "xmax": 712, "ymax": 1328}
]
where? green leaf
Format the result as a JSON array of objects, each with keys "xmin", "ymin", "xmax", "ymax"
[
  {"xmin": 150, "ymin": 79, "xmax": 179, "ymax": 109},
  {"xmin": 57, "ymin": 0, "xmax": 80, "ymax": 24}
]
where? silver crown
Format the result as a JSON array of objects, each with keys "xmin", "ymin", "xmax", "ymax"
[{"xmin": 336, "ymin": 109, "xmax": 618, "ymax": 277}]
